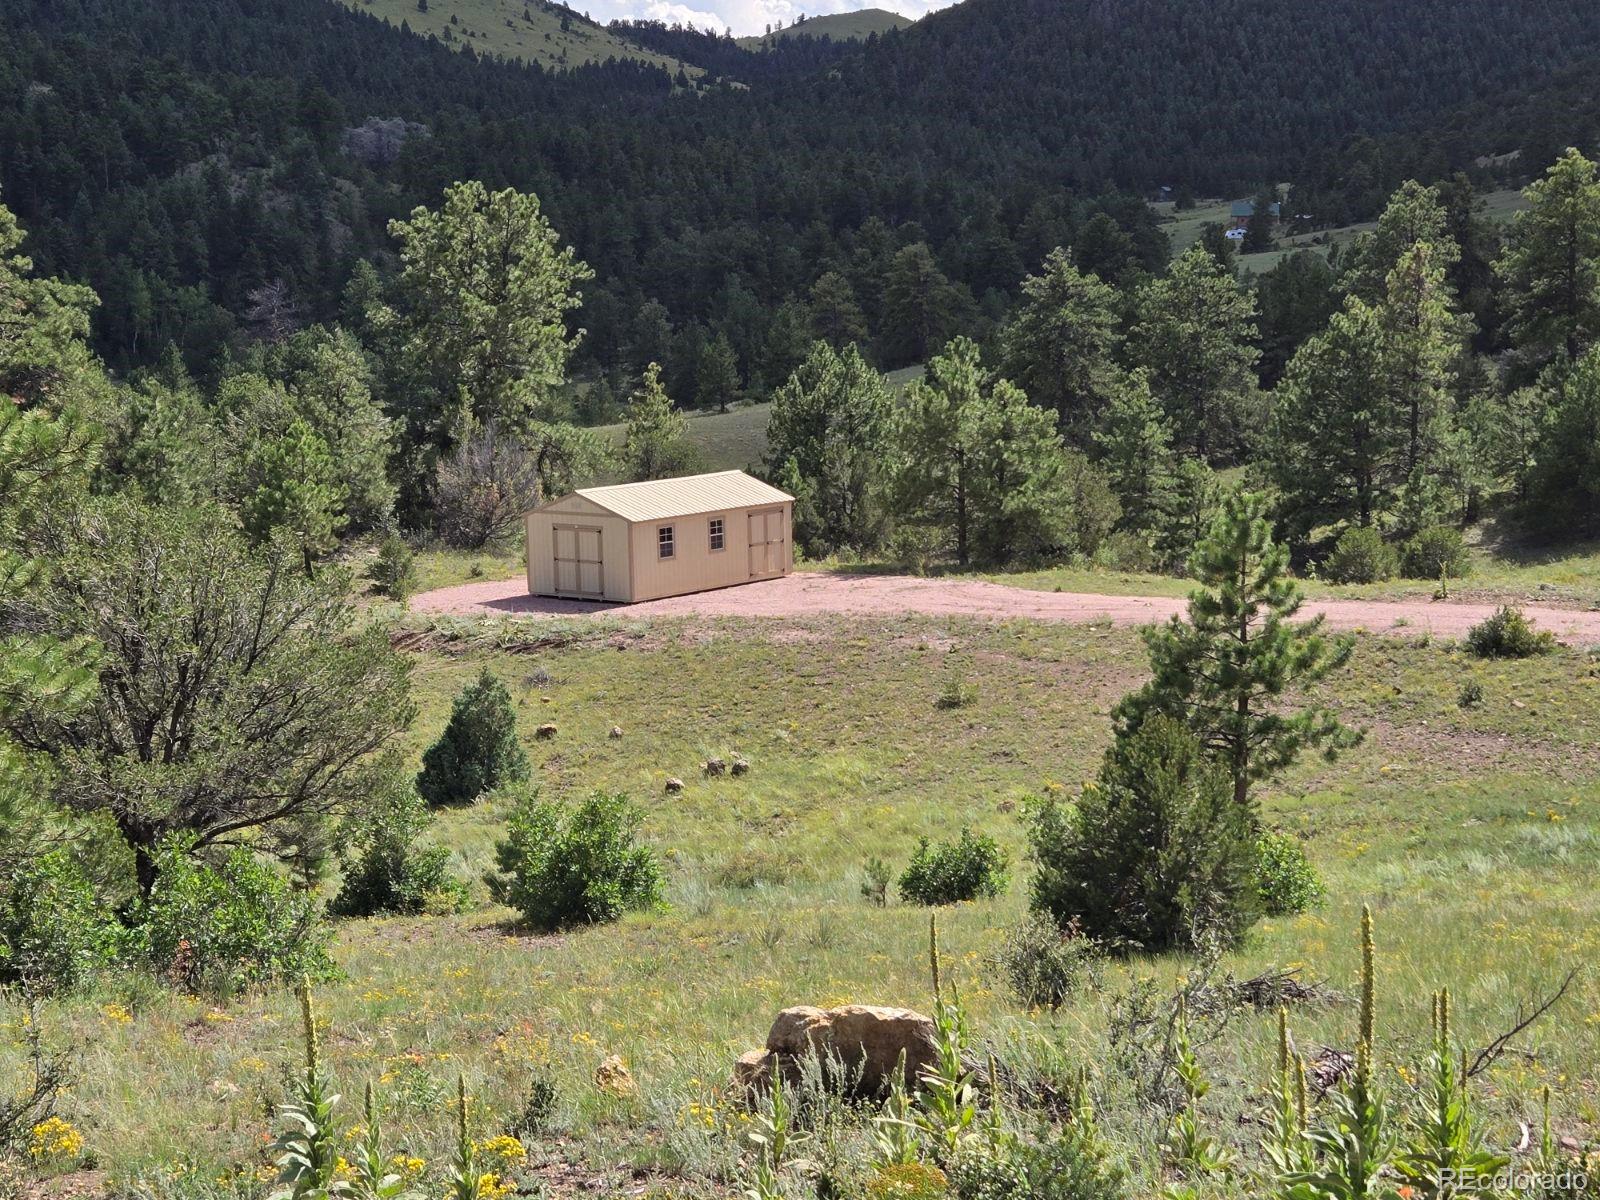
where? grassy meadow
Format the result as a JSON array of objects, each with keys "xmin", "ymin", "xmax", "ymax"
[
  {"xmin": 336, "ymin": 0, "xmax": 696, "ymax": 73},
  {"xmin": 735, "ymin": 9, "xmax": 914, "ymax": 48},
  {"xmin": 1153, "ymin": 188, "xmax": 1530, "ymax": 273},
  {"xmin": 14, "ymin": 611, "xmax": 1600, "ymax": 1193}
]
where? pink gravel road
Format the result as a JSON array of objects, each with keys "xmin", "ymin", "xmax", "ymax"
[{"xmin": 409, "ymin": 571, "xmax": 1600, "ymax": 643}]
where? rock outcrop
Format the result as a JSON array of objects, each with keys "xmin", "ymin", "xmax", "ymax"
[{"xmin": 732, "ymin": 1004, "xmax": 939, "ymax": 1099}]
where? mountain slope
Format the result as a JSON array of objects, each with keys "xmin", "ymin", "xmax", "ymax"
[
  {"xmin": 736, "ymin": 8, "xmax": 913, "ymax": 48},
  {"xmin": 333, "ymin": 0, "xmax": 699, "ymax": 73},
  {"xmin": 10, "ymin": 0, "xmax": 1600, "ymax": 388},
  {"xmin": 783, "ymin": 0, "xmax": 1600, "ymax": 192}
]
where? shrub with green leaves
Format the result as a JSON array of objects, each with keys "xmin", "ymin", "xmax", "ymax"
[
  {"xmin": 1465, "ymin": 606, "xmax": 1555, "ymax": 658},
  {"xmin": 1323, "ymin": 525, "xmax": 1397, "ymax": 584},
  {"xmin": 898, "ymin": 829, "xmax": 1009, "ymax": 906},
  {"xmin": 1029, "ymin": 717, "xmax": 1259, "ymax": 952},
  {"xmin": 486, "ymin": 789, "xmax": 664, "ymax": 932},
  {"xmin": 992, "ymin": 912, "xmax": 1101, "ymax": 1011},
  {"xmin": 331, "ymin": 781, "xmax": 469, "ymax": 918},
  {"xmin": 1401, "ymin": 525, "xmax": 1470, "ymax": 580},
  {"xmin": 0, "ymin": 850, "xmax": 120, "ymax": 994},
  {"xmin": 948, "ymin": 1117, "xmax": 1127, "ymax": 1200},
  {"xmin": 417, "ymin": 668, "xmax": 529, "ymax": 807},
  {"xmin": 369, "ymin": 532, "xmax": 418, "ymax": 602},
  {"xmin": 1255, "ymin": 832, "xmax": 1324, "ymax": 916},
  {"xmin": 133, "ymin": 840, "xmax": 334, "ymax": 996}
]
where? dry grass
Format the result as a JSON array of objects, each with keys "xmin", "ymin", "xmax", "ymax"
[{"xmin": 9, "ymin": 615, "xmax": 1600, "ymax": 1193}]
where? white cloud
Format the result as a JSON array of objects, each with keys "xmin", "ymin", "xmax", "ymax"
[{"xmin": 581, "ymin": 0, "xmax": 957, "ymax": 37}]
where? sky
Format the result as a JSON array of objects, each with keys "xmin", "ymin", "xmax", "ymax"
[{"xmin": 581, "ymin": 0, "xmax": 957, "ymax": 36}]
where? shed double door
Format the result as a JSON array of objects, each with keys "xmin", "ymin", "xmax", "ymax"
[
  {"xmin": 552, "ymin": 525, "xmax": 604, "ymax": 597},
  {"xmin": 747, "ymin": 508, "xmax": 787, "ymax": 579}
]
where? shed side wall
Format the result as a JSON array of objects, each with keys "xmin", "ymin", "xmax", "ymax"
[{"xmin": 626, "ymin": 504, "xmax": 791, "ymax": 602}]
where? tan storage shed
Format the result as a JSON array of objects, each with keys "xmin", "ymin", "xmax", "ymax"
[{"xmin": 525, "ymin": 470, "xmax": 794, "ymax": 603}]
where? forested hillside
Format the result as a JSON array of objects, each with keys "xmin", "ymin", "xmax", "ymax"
[{"xmin": 7, "ymin": 0, "xmax": 1600, "ymax": 398}]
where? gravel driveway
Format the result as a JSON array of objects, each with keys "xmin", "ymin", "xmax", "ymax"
[{"xmin": 408, "ymin": 571, "xmax": 1600, "ymax": 644}]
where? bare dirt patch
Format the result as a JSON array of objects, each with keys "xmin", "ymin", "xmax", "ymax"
[{"xmin": 410, "ymin": 572, "xmax": 1600, "ymax": 644}]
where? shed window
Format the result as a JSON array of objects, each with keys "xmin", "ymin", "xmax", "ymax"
[
  {"xmin": 658, "ymin": 525, "xmax": 675, "ymax": 559},
  {"xmin": 708, "ymin": 517, "xmax": 725, "ymax": 552}
]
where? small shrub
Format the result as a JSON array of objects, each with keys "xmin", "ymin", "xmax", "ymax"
[
  {"xmin": 935, "ymin": 671, "xmax": 978, "ymax": 710},
  {"xmin": 134, "ymin": 840, "xmax": 334, "ymax": 996},
  {"xmin": 865, "ymin": 1162, "xmax": 949, "ymax": 1200},
  {"xmin": 0, "ymin": 851, "xmax": 120, "ymax": 995},
  {"xmin": 330, "ymin": 781, "xmax": 470, "ymax": 918},
  {"xmin": 1094, "ymin": 530, "xmax": 1156, "ymax": 573},
  {"xmin": 486, "ymin": 789, "xmax": 664, "ymax": 932},
  {"xmin": 1323, "ymin": 525, "xmax": 1397, "ymax": 584},
  {"xmin": 1028, "ymin": 717, "xmax": 1259, "ymax": 952},
  {"xmin": 898, "ymin": 829, "xmax": 1009, "ymax": 906},
  {"xmin": 1457, "ymin": 679, "xmax": 1485, "ymax": 709},
  {"xmin": 510, "ymin": 1069, "xmax": 560, "ymax": 1137},
  {"xmin": 368, "ymin": 532, "xmax": 417, "ymax": 602},
  {"xmin": 1254, "ymin": 832, "xmax": 1324, "ymax": 916},
  {"xmin": 861, "ymin": 857, "xmax": 892, "ymax": 907},
  {"xmin": 417, "ymin": 668, "xmax": 530, "ymax": 807},
  {"xmin": 1466, "ymin": 606, "xmax": 1555, "ymax": 659},
  {"xmin": 714, "ymin": 848, "xmax": 796, "ymax": 890},
  {"xmin": 948, "ymin": 1119, "xmax": 1127, "ymax": 1200},
  {"xmin": 1401, "ymin": 525, "xmax": 1471, "ymax": 580},
  {"xmin": 992, "ymin": 913, "xmax": 1101, "ymax": 1010}
]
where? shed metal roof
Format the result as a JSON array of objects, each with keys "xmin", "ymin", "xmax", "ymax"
[{"xmin": 537, "ymin": 470, "xmax": 793, "ymax": 523}]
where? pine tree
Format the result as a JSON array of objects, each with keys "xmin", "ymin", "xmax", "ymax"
[
  {"xmin": 1241, "ymin": 186, "xmax": 1278, "ymax": 254},
  {"xmin": 380, "ymin": 181, "xmax": 593, "ymax": 446},
  {"xmin": 765, "ymin": 341, "xmax": 892, "ymax": 555},
  {"xmin": 1378, "ymin": 241, "xmax": 1461, "ymax": 486},
  {"xmin": 1497, "ymin": 148, "xmax": 1600, "ymax": 366},
  {"xmin": 1000, "ymin": 247, "xmax": 1123, "ymax": 437},
  {"xmin": 695, "ymin": 332, "xmax": 740, "ymax": 414},
  {"xmin": 1343, "ymin": 180, "xmax": 1460, "ymax": 304},
  {"xmin": 1093, "ymin": 370, "xmax": 1175, "ymax": 539},
  {"xmin": 880, "ymin": 243, "xmax": 971, "ymax": 367},
  {"xmin": 1528, "ymin": 347, "xmax": 1600, "ymax": 532},
  {"xmin": 1268, "ymin": 300, "xmax": 1399, "ymax": 537},
  {"xmin": 417, "ymin": 668, "xmax": 529, "ymax": 808},
  {"xmin": 1131, "ymin": 247, "xmax": 1260, "ymax": 461},
  {"xmin": 807, "ymin": 271, "xmax": 869, "ymax": 349},
  {"xmin": 238, "ymin": 417, "xmax": 346, "ymax": 577},
  {"xmin": 1152, "ymin": 457, "xmax": 1218, "ymax": 574},
  {"xmin": 621, "ymin": 362, "xmax": 696, "ymax": 481},
  {"xmin": 1113, "ymin": 491, "xmax": 1360, "ymax": 808},
  {"xmin": 891, "ymin": 337, "xmax": 1076, "ymax": 565}
]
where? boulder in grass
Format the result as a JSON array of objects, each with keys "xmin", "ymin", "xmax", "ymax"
[
  {"xmin": 609, "ymin": 725, "xmax": 624, "ymax": 739},
  {"xmin": 733, "ymin": 1004, "xmax": 939, "ymax": 1099},
  {"xmin": 594, "ymin": 1054, "xmax": 636, "ymax": 1097}
]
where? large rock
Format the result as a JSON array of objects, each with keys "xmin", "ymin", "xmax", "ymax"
[{"xmin": 733, "ymin": 1004, "xmax": 939, "ymax": 1099}]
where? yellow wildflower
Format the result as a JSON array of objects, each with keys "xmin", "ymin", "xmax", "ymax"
[{"xmin": 28, "ymin": 1117, "xmax": 84, "ymax": 1163}]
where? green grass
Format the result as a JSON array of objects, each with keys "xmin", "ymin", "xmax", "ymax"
[
  {"xmin": 962, "ymin": 523, "xmax": 1600, "ymax": 609},
  {"xmin": 596, "ymin": 402, "xmax": 774, "ymax": 476},
  {"xmin": 16, "ymin": 612, "xmax": 1600, "ymax": 1191},
  {"xmin": 591, "ymin": 369, "xmax": 923, "ymax": 481},
  {"xmin": 735, "ymin": 8, "xmax": 912, "ymax": 48},
  {"xmin": 1152, "ymin": 188, "xmax": 1531, "ymax": 273},
  {"xmin": 337, "ymin": 0, "xmax": 698, "ymax": 73}
]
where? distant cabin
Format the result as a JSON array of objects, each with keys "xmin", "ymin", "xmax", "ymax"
[
  {"xmin": 1229, "ymin": 199, "xmax": 1281, "ymax": 229},
  {"xmin": 525, "ymin": 470, "xmax": 793, "ymax": 603}
]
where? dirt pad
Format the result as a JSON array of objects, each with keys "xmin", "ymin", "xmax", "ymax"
[{"xmin": 410, "ymin": 571, "xmax": 1600, "ymax": 644}]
